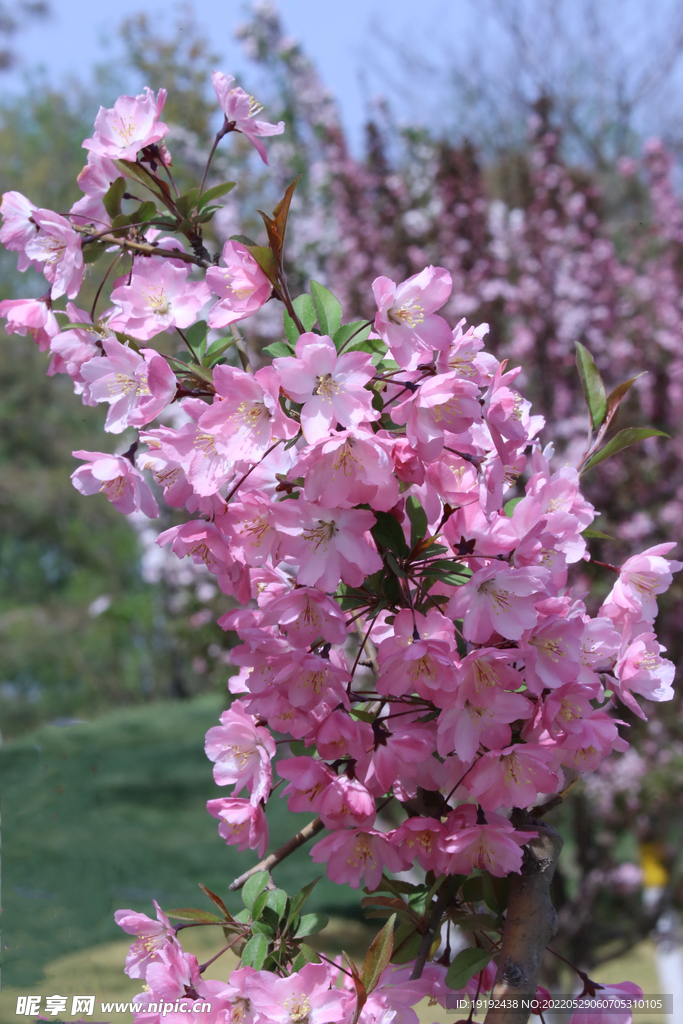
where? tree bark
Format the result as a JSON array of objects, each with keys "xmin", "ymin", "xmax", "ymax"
[{"xmin": 483, "ymin": 822, "xmax": 563, "ymax": 1024}]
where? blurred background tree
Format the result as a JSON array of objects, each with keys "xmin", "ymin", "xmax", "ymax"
[{"xmin": 3, "ymin": 0, "xmax": 683, "ymax": 993}]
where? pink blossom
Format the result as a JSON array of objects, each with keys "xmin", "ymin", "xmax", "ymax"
[
  {"xmin": 114, "ymin": 900, "xmax": 177, "ymax": 979},
  {"xmin": 0, "ymin": 296, "xmax": 59, "ymax": 352},
  {"xmin": 273, "ymin": 333, "xmax": 377, "ymax": 443},
  {"xmin": 206, "ymin": 797, "xmax": 268, "ymax": 856},
  {"xmin": 271, "ymin": 649, "xmax": 350, "ymax": 710},
  {"xmin": 83, "ymin": 87, "xmax": 169, "ymax": 160},
  {"xmin": 293, "ymin": 429, "xmax": 400, "ymax": 511},
  {"xmin": 157, "ymin": 519, "xmax": 250, "ymax": 602},
  {"xmin": 448, "ymin": 564, "xmax": 551, "ymax": 643},
  {"xmin": 315, "ymin": 773, "xmax": 377, "ymax": 829},
  {"xmin": 436, "ymin": 690, "xmax": 533, "ymax": 762},
  {"xmin": 389, "ymin": 817, "xmax": 448, "ymax": 874},
  {"xmin": 245, "ymin": 963, "xmax": 346, "ymax": 1024},
  {"xmin": 259, "ymin": 587, "xmax": 347, "ymax": 648},
  {"xmin": 204, "ymin": 700, "xmax": 276, "ymax": 803},
  {"xmin": 278, "ymin": 756, "xmax": 337, "ymax": 813},
  {"xmin": 145, "ymin": 942, "xmax": 202, "ymax": 999},
  {"xmin": 206, "ymin": 241, "xmax": 272, "ymax": 326},
  {"xmin": 463, "ymin": 744, "xmax": 561, "ymax": 810},
  {"xmin": 436, "ymin": 319, "xmax": 496, "ymax": 383},
  {"xmin": 600, "ymin": 543, "xmax": 683, "ymax": 625},
  {"xmin": 375, "ymin": 609, "xmax": 458, "ymax": 700},
  {"xmin": 314, "ymin": 711, "xmax": 373, "ymax": 761},
  {"xmin": 81, "ymin": 338, "xmax": 176, "ymax": 433},
  {"xmin": 373, "ymin": 266, "xmax": 453, "ymax": 369},
  {"xmin": 47, "ymin": 303, "xmax": 102, "ymax": 382},
  {"xmin": 522, "ymin": 612, "xmax": 584, "ymax": 695},
  {"xmin": 310, "ymin": 828, "xmax": 409, "ymax": 889},
  {"xmin": 567, "ymin": 982, "xmax": 643, "ymax": 1024},
  {"xmin": 614, "ymin": 629, "xmax": 675, "ymax": 712},
  {"xmin": 391, "ymin": 372, "xmax": 482, "ymax": 460},
  {"xmin": 443, "ymin": 804, "xmax": 537, "ymax": 877},
  {"xmin": 277, "ymin": 502, "xmax": 382, "ymax": 591},
  {"xmin": 0, "ymin": 190, "xmax": 38, "ymax": 270},
  {"xmin": 198, "ymin": 364, "xmax": 298, "ymax": 462},
  {"xmin": 70, "ymin": 152, "xmax": 120, "ymax": 228},
  {"xmin": 72, "ymin": 450, "xmax": 158, "ymax": 517},
  {"xmin": 24, "ymin": 208, "xmax": 84, "ymax": 299},
  {"xmin": 357, "ymin": 720, "xmax": 437, "ymax": 795},
  {"xmin": 109, "ymin": 259, "xmax": 211, "ymax": 340},
  {"xmin": 211, "ymin": 72, "xmax": 285, "ymax": 165}
]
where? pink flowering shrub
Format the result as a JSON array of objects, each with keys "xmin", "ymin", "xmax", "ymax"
[{"xmin": 2, "ymin": 67, "xmax": 675, "ymax": 1024}]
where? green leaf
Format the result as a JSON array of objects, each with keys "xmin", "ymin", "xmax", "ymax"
[
  {"xmin": 310, "ymin": 280, "xmax": 343, "ymax": 337},
  {"xmin": 294, "ymin": 912, "xmax": 329, "ymax": 938},
  {"xmin": 292, "ymin": 944, "xmax": 321, "ymax": 970},
  {"xmin": 244, "ymin": 245, "xmax": 279, "ymax": 285},
  {"xmin": 461, "ymin": 877, "xmax": 484, "ymax": 903},
  {"xmin": 583, "ymin": 427, "xmax": 669, "ymax": 471},
  {"xmin": 195, "ymin": 206, "xmax": 221, "ymax": 224},
  {"xmin": 504, "ymin": 496, "xmax": 523, "ymax": 517},
  {"xmin": 103, "ymin": 176, "xmax": 127, "ymax": 220},
  {"xmin": 333, "ymin": 320, "xmax": 372, "ymax": 351},
  {"xmin": 286, "ymin": 877, "xmax": 321, "ymax": 929},
  {"xmin": 250, "ymin": 919, "xmax": 276, "ymax": 939},
  {"xmin": 203, "ymin": 337, "xmax": 236, "ymax": 366},
  {"xmin": 482, "ymin": 871, "xmax": 510, "ymax": 916},
  {"xmin": 264, "ymin": 340, "xmax": 295, "ymax": 359},
  {"xmin": 292, "ymin": 293, "xmax": 317, "ymax": 331},
  {"xmin": 582, "ymin": 528, "xmax": 616, "ymax": 541},
  {"xmin": 576, "ymin": 341, "xmax": 607, "ymax": 430},
  {"xmin": 198, "ymin": 181, "xmax": 236, "ymax": 210},
  {"xmin": 230, "ymin": 233, "xmax": 258, "ymax": 247},
  {"xmin": 136, "ymin": 201, "xmax": 158, "ymax": 223},
  {"xmin": 343, "ymin": 952, "xmax": 367, "ymax": 1024},
  {"xmin": 109, "ymin": 213, "xmax": 131, "ymax": 236},
  {"xmin": 164, "ymin": 908, "xmax": 222, "ymax": 923},
  {"xmin": 82, "ymin": 242, "xmax": 107, "ymax": 264},
  {"xmin": 113, "ymin": 159, "xmax": 171, "ymax": 207},
  {"xmin": 176, "ymin": 187, "xmax": 201, "ymax": 218},
  {"xmin": 371, "ymin": 511, "xmax": 409, "ymax": 557},
  {"xmin": 240, "ymin": 933, "xmax": 269, "ymax": 970},
  {"xmin": 251, "ymin": 889, "xmax": 270, "ymax": 921},
  {"xmin": 265, "ymin": 888, "xmax": 288, "ymax": 922},
  {"xmin": 390, "ymin": 925, "xmax": 422, "ymax": 965},
  {"xmin": 242, "ymin": 871, "xmax": 270, "ymax": 911},
  {"xmin": 406, "ymin": 495, "xmax": 428, "ymax": 548},
  {"xmin": 445, "ymin": 947, "xmax": 493, "ymax": 990},
  {"xmin": 185, "ymin": 320, "xmax": 209, "ymax": 355},
  {"xmin": 451, "ymin": 913, "xmax": 499, "ymax": 930},
  {"xmin": 360, "ymin": 915, "xmax": 396, "ymax": 994}
]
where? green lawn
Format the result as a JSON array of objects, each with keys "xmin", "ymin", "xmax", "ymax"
[{"xmin": 0, "ymin": 695, "xmax": 359, "ymax": 987}]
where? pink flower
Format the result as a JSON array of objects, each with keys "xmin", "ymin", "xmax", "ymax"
[
  {"xmin": 600, "ymin": 543, "xmax": 683, "ymax": 625},
  {"xmin": 310, "ymin": 828, "xmax": 409, "ymax": 889},
  {"xmin": 71, "ymin": 450, "xmax": 159, "ymax": 518},
  {"xmin": 109, "ymin": 259, "xmax": 211, "ymax": 340},
  {"xmin": 70, "ymin": 152, "xmax": 121, "ymax": 228},
  {"xmin": 24, "ymin": 208, "xmax": 84, "ymax": 299},
  {"xmin": 442, "ymin": 804, "xmax": 537, "ymax": 877},
  {"xmin": 0, "ymin": 296, "xmax": 59, "ymax": 352},
  {"xmin": 245, "ymin": 963, "xmax": 347, "ymax": 1024},
  {"xmin": 273, "ymin": 333, "xmax": 377, "ymax": 443},
  {"xmin": 212, "ymin": 72, "xmax": 285, "ymax": 165},
  {"xmin": 206, "ymin": 796, "xmax": 268, "ymax": 856},
  {"xmin": 463, "ymin": 744, "xmax": 561, "ymax": 810},
  {"xmin": 277, "ymin": 502, "xmax": 382, "ymax": 591},
  {"xmin": 198, "ymin": 364, "xmax": 298, "ymax": 462},
  {"xmin": 0, "ymin": 190, "xmax": 38, "ymax": 270},
  {"xmin": 259, "ymin": 587, "xmax": 347, "ymax": 648},
  {"xmin": 293, "ymin": 429, "xmax": 400, "ymax": 511},
  {"xmin": 114, "ymin": 900, "xmax": 177, "ymax": 979},
  {"xmin": 567, "ymin": 981, "xmax": 643, "ymax": 1024},
  {"xmin": 81, "ymin": 338, "xmax": 176, "ymax": 433},
  {"xmin": 157, "ymin": 520, "xmax": 250, "ymax": 602},
  {"xmin": 204, "ymin": 700, "xmax": 276, "ymax": 803},
  {"xmin": 389, "ymin": 817, "xmax": 448, "ymax": 874},
  {"xmin": 357, "ymin": 720, "xmax": 436, "ymax": 795},
  {"xmin": 315, "ymin": 773, "xmax": 377, "ymax": 829},
  {"xmin": 448, "ymin": 564, "xmax": 551, "ymax": 643},
  {"xmin": 522, "ymin": 612, "xmax": 584, "ymax": 695},
  {"xmin": 145, "ymin": 942, "xmax": 202, "ymax": 999},
  {"xmin": 375, "ymin": 608, "xmax": 458, "ymax": 700},
  {"xmin": 206, "ymin": 241, "xmax": 272, "ymax": 326},
  {"xmin": 278, "ymin": 756, "xmax": 337, "ymax": 813},
  {"xmin": 372, "ymin": 266, "xmax": 453, "ymax": 369},
  {"xmin": 436, "ymin": 691, "xmax": 533, "ymax": 762},
  {"xmin": 271, "ymin": 649, "xmax": 350, "ymax": 710},
  {"xmin": 83, "ymin": 87, "xmax": 169, "ymax": 161},
  {"xmin": 614, "ymin": 630, "xmax": 675, "ymax": 712},
  {"xmin": 391, "ymin": 372, "xmax": 482, "ymax": 460},
  {"xmin": 47, "ymin": 303, "xmax": 101, "ymax": 381}
]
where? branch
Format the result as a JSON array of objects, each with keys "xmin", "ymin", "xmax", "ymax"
[
  {"xmin": 483, "ymin": 822, "xmax": 563, "ymax": 1024},
  {"xmin": 410, "ymin": 878, "xmax": 451, "ymax": 979},
  {"xmin": 228, "ymin": 817, "xmax": 325, "ymax": 891},
  {"xmin": 81, "ymin": 231, "xmax": 212, "ymax": 269}
]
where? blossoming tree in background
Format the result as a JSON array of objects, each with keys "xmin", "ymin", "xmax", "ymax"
[{"xmin": 1, "ymin": 63, "xmax": 680, "ymax": 1024}]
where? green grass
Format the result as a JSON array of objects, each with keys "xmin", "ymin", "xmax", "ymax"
[{"xmin": 0, "ymin": 695, "xmax": 358, "ymax": 987}]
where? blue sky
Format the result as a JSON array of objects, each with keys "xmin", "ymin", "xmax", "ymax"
[{"xmin": 7, "ymin": 0, "xmax": 463, "ymax": 146}]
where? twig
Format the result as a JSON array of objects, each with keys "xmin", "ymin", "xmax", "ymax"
[
  {"xmin": 410, "ymin": 879, "xmax": 450, "ymax": 979},
  {"xmin": 229, "ymin": 817, "xmax": 325, "ymax": 891}
]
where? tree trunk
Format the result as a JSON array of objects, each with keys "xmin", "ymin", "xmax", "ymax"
[{"xmin": 483, "ymin": 822, "xmax": 563, "ymax": 1024}]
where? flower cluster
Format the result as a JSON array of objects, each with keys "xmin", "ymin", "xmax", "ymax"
[{"xmin": 0, "ymin": 69, "xmax": 667, "ymax": 1021}]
